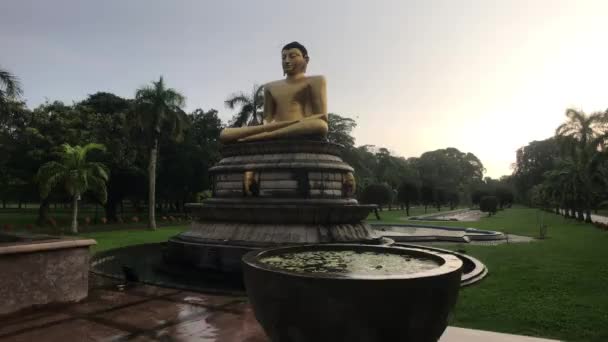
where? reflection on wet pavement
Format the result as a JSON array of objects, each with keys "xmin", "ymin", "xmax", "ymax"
[{"xmin": 0, "ymin": 274, "xmax": 268, "ymax": 342}]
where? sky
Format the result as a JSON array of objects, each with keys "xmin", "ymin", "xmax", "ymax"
[{"xmin": 1, "ymin": 0, "xmax": 608, "ymax": 178}]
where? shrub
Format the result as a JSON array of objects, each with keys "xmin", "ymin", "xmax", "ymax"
[{"xmin": 480, "ymin": 196, "xmax": 498, "ymax": 216}]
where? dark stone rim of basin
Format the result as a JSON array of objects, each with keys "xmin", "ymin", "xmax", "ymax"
[
  {"xmin": 242, "ymin": 244, "xmax": 462, "ymax": 280},
  {"xmin": 394, "ymin": 243, "xmax": 488, "ymax": 287}
]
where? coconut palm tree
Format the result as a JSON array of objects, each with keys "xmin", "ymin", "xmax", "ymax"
[
  {"xmin": 543, "ymin": 157, "xmax": 582, "ymax": 219},
  {"xmin": 0, "ymin": 67, "xmax": 23, "ymax": 117},
  {"xmin": 225, "ymin": 84, "xmax": 264, "ymax": 127},
  {"xmin": 556, "ymin": 108, "xmax": 608, "ymax": 149},
  {"xmin": 37, "ymin": 143, "xmax": 109, "ymax": 234},
  {"xmin": 554, "ymin": 108, "xmax": 608, "ymax": 222},
  {"xmin": 132, "ymin": 76, "xmax": 188, "ymax": 230}
]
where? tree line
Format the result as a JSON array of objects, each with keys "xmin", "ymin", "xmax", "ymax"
[
  {"xmin": 1, "ymin": 67, "xmax": 514, "ymax": 232},
  {"xmin": 513, "ymin": 109, "xmax": 608, "ymax": 222},
  {"xmin": 328, "ymin": 114, "xmax": 513, "ymax": 215}
]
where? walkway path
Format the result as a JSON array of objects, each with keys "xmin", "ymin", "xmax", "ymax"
[
  {"xmin": 558, "ymin": 209, "xmax": 608, "ymax": 224},
  {"xmin": 408, "ymin": 209, "xmax": 483, "ymax": 222}
]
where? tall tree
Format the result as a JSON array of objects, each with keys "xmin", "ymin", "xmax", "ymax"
[
  {"xmin": 156, "ymin": 108, "xmax": 223, "ymax": 211},
  {"xmin": 327, "ymin": 113, "xmax": 357, "ymax": 148},
  {"xmin": 132, "ymin": 77, "xmax": 188, "ymax": 230},
  {"xmin": 0, "ymin": 67, "xmax": 23, "ymax": 119},
  {"xmin": 225, "ymin": 84, "xmax": 264, "ymax": 127},
  {"xmin": 397, "ymin": 169, "xmax": 421, "ymax": 216},
  {"xmin": 37, "ymin": 143, "xmax": 109, "ymax": 233},
  {"xmin": 416, "ymin": 149, "xmax": 461, "ymax": 211},
  {"xmin": 554, "ymin": 108, "xmax": 608, "ymax": 222},
  {"xmin": 78, "ymin": 92, "xmax": 138, "ymax": 221},
  {"xmin": 512, "ymin": 138, "xmax": 560, "ymax": 203}
]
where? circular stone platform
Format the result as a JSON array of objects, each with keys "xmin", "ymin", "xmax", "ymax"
[{"xmin": 166, "ymin": 139, "xmax": 381, "ymax": 272}]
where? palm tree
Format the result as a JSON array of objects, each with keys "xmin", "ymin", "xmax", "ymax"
[
  {"xmin": 132, "ymin": 76, "xmax": 188, "ymax": 230},
  {"xmin": 0, "ymin": 67, "xmax": 23, "ymax": 116},
  {"xmin": 37, "ymin": 143, "xmax": 109, "ymax": 234},
  {"xmin": 543, "ymin": 158, "xmax": 581, "ymax": 219},
  {"xmin": 225, "ymin": 84, "xmax": 264, "ymax": 127},
  {"xmin": 554, "ymin": 108, "xmax": 608, "ymax": 222}
]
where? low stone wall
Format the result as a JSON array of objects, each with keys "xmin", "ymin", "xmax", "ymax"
[{"xmin": 0, "ymin": 237, "xmax": 96, "ymax": 315}]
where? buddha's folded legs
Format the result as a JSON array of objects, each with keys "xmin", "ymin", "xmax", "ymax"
[
  {"xmin": 238, "ymin": 118, "xmax": 328, "ymax": 142},
  {"xmin": 219, "ymin": 120, "xmax": 295, "ymax": 143}
]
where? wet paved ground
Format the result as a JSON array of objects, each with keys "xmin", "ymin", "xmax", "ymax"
[
  {"xmin": 0, "ymin": 275, "xmax": 266, "ymax": 342},
  {"xmin": 0, "ymin": 274, "xmax": 556, "ymax": 342}
]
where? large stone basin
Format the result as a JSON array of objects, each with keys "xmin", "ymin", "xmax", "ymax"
[{"xmin": 242, "ymin": 244, "xmax": 462, "ymax": 342}]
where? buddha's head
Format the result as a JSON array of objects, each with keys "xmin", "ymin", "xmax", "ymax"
[{"xmin": 282, "ymin": 41, "xmax": 309, "ymax": 76}]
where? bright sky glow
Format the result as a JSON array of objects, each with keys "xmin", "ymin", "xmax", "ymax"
[{"xmin": 2, "ymin": 0, "xmax": 607, "ymax": 177}]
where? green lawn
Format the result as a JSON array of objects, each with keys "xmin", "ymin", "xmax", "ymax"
[
  {"xmin": 0, "ymin": 207, "xmax": 186, "ymax": 234},
  {"xmin": 372, "ymin": 207, "xmax": 608, "ymax": 342},
  {"xmin": 82, "ymin": 225, "xmax": 187, "ymax": 253}
]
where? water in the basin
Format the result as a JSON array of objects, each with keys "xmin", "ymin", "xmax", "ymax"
[{"xmin": 260, "ymin": 250, "xmax": 439, "ymax": 276}]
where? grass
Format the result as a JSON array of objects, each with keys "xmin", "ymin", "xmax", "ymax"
[
  {"xmin": 82, "ymin": 226, "xmax": 187, "ymax": 253},
  {"xmin": 370, "ymin": 207, "xmax": 608, "ymax": 341},
  {"xmin": 0, "ymin": 206, "xmax": 187, "ymax": 234}
]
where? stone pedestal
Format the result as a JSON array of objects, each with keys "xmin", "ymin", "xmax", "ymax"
[
  {"xmin": 0, "ymin": 235, "xmax": 96, "ymax": 315},
  {"xmin": 166, "ymin": 140, "xmax": 381, "ymax": 272}
]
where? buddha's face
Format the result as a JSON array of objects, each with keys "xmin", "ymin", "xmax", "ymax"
[{"xmin": 282, "ymin": 48, "xmax": 308, "ymax": 76}]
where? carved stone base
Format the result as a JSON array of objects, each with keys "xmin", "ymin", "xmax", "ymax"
[{"xmin": 165, "ymin": 139, "xmax": 379, "ymax": 272}]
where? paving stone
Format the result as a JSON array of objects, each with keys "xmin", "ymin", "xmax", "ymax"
[
  {"xmin": 166, "ymin": 291, "xmax": 241, "ymax": 308},
  {"xmin": 154, "ymin": 303, "xmax": 267, "ymax": 342},
  {"xmin": 65, "ymin": 288, "xmax": 148, "ymax": 315},
  {"xmin": 124, "ymin": 335, "xmax": 158, "ymax": 342},
  {"xmin": 127, "ymin": 284, "xmax": 181, "ymax": 298},
  {"xmin": 440, "ymin": 326, "xmax": 558, "ymax": 341},
  {"xmin": 95, "ymin": 299, "xmax": 210, "ymax": 330},
  {"xmin": 0, "ymin": 312, "xmax": 72, "ymax": 336},
  {"xmin": 3, "ymin": 318, "xmax": 129, "ymax": 342}
]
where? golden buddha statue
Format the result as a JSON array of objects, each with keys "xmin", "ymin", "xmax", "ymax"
[{"xmin": 219, "ymin": 42, "xmax": 328, "ymax": 143}]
